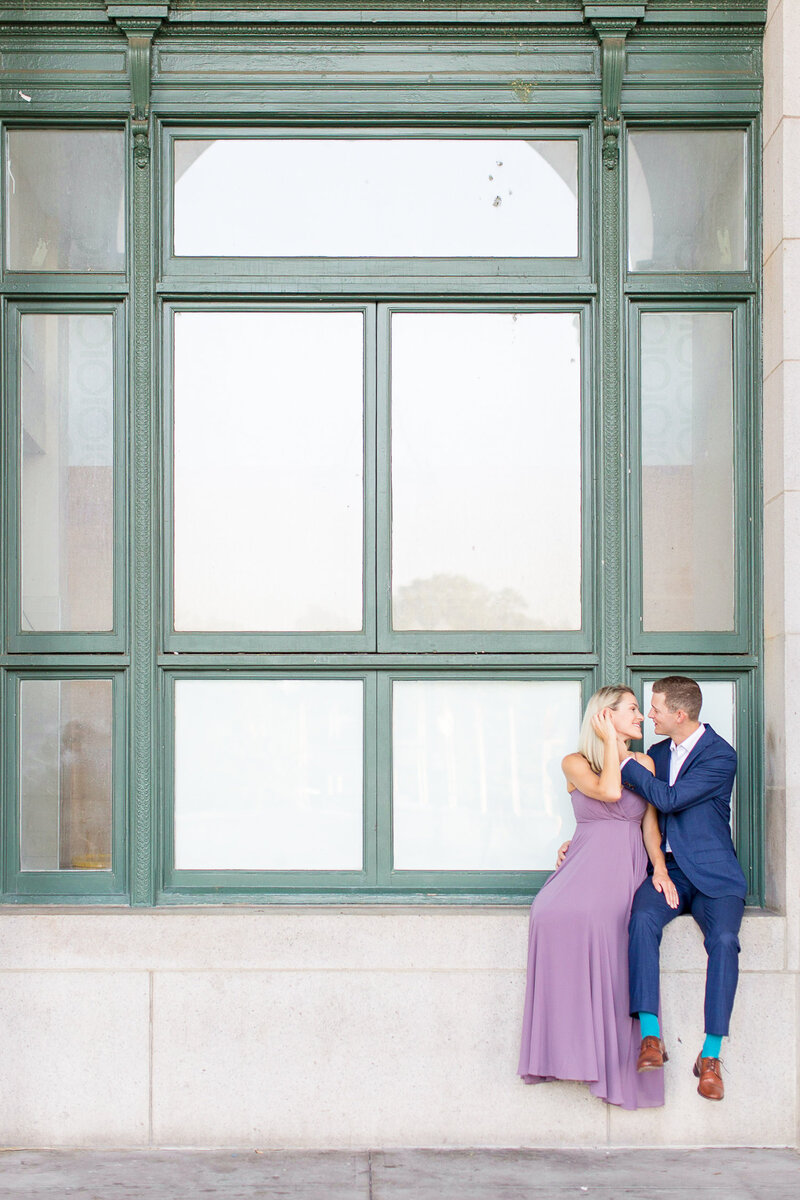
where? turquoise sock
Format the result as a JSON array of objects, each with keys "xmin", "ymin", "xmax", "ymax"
[
  {"xmin": 702, "ymin": 1034, "xmax": 722, "ymax": 1058},
  {"xmin": 638, "ymin": 1012, "xmax": 660, "ymax": 1039}
]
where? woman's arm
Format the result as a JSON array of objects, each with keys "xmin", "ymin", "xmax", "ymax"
[
  {"xmin": 562, "ymin": 710, "xmax": 623, "ymax": 802},
  {"xmin": 641, "ymin": 801, "xmax": 679, "ymax": 909}
]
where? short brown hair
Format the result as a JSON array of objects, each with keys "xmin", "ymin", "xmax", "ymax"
[{"xmin": 652, "ymin": 676, "xmax": 702, "ymax": 721}]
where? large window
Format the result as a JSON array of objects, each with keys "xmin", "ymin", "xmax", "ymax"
[{"xmin": 0, "ymin": 11, "xmax": 763, "ymax": 904}]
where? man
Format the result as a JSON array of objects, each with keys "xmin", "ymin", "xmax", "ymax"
[{"xmin": 620, "ymin": 676, "xmax": 746, "ymax": 1101}]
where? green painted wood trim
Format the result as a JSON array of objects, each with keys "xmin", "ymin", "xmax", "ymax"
[{"xmin": 129, "ymin": 108, "xmax": 157, "ymax": 907}]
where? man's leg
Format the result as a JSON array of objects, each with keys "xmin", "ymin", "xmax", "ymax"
[
  {"xmin": 690, "ymin": 892, "xmax": 745, "ymax": 1037},
  {"xmin": 689, "ymin": 891, "xmax": 745, "ymax": 1101},
  {"xmin": 628, "ymin": 864, "xmax": 692, "ymax": 1018}
]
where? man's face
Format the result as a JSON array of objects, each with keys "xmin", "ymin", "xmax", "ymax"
[{"xmin": 648, "ymin": 692, "xmax": 682, "ymax": 740}]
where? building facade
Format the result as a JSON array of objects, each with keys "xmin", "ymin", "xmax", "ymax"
[{"xmin": 0, "ymin": 0, "xmax": 796, "ymax": 1148}]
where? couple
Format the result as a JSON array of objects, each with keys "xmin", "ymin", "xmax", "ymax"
[{"xmin": 518, "ymin": 677, "xmax": 746, "ymax": 1110}]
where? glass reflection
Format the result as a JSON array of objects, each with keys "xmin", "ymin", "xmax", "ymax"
[
  {"xmin": 174, "ymin": 138, "xmax": 578, "ymax": 258},
  {"xmin": 6, "ymin": 130, "xmax": 125, "ymax": 272},
  {"xmin": 391, "ymin": 312, "xmax": 582, "ymax": 631},
  {"xmin": 20, "ymin": 679, "xmax": 113, "ymax": 871},
  {"xmin": 628, "ymin": 130, "xmax": 746, "ymax": 272},
  {"xmin": 172, "ymin": 311, "xmax": 364, "ymax": 632},
  {"xmin": 640, "ymin": 312, "xmax": 734, "ymax": 631},
  {"xmin": 392, "ymin": 679, "xmax": 581, "ymax": 871},
  {"xmin": 174, "ymin": 679, "xmax": 364, "ymax": 870},
  {"xmin": 21, "ymin": 314, "xmax": 115, "ymax": 632}
]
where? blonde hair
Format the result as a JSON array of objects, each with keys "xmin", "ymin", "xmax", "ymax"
[{"xmin": 578, "ymin": 685, "xmax": 637, "ymax": 774}]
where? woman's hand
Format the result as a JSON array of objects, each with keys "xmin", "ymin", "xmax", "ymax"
[
  {"xmin": 652, "ymin": 867, "xmax": 679, "ymax": 909},
  {"xmin": 556, "ymin": 841, "xmax": 571, "ymax": 868},
  {"xmin": 591, "ymin": 708, "xmax": 618, "ymax": 746}
]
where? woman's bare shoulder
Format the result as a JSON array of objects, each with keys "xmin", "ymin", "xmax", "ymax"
[{"xmin": 632, "ymin": 751, "xmax": 656, "ymax": 775}]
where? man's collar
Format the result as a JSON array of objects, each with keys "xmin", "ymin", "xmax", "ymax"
[{"xmin": 670, "ymin": 723, "xmax": 706, "ymax": 756}]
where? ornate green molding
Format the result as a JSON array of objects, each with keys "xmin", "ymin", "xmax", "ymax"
[
  {"xmin": 584, "ymin": 3, "xmax": 646, "ymax": 170},
  {"xmin": 107, "ymin": 3, "xmax": 167, "ymax": 167}
]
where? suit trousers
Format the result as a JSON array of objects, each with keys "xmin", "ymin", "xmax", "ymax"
[{"xmin": 628, "ymin": 860, "xmax": 745, "ymax": 1037}]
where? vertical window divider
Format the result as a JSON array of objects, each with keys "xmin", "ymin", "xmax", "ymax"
[{"xmin": 129, "ymin": 113, "xmax": 158, "ymax": 906}]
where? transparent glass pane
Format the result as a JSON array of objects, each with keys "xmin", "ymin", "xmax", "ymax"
[
  {"xmin": 174, "ymin": 138, "xmax": 578, "ymax": 258},
  {"xmin": 628, "ymin": 130, "xmax": 746, "ymax": 272},
  {"xmin": 6, "ymin": 130, "xmax": 125, "ymax": 272},
  {"xmin": 392, "ymin": 680, "xmax": 581, "ymax": 870},
  {"xmin": 391, "ymin": 312, "xmax": 582, "ymax": 631},
  {"xmin": 21, "ymin": 314, "xmax": 115, "ymax": 632},
  {"xmin": 173, "ymin": 311, "xmax": 364, "ymax": 632},
  {"xmin": 20, "ymin": 679, "xmax": 113, "ymax": 871},
  {"xmin": 174, "ymin": 679, "xmax": 364, "ymax": 870},
  {"xmin": 642, "ymin": 680, "xmax": 735, "ymax": 751},
  {"xmin": 640, "ymin": 312, "xmax": 734, "ymax": 631}
]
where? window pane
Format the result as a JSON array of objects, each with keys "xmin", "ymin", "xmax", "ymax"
[
  {"xmin": 174, "ymin": 679, "xmax": 364, "ymax": 870},
  {"xmin": 628, "ymin": 130, "xmax": 746, "ymax": 272},
  {"xmin": 642, "ymin": 679, "xmax": 735, "ymax": 751},
  {"xmin": 174, "ymin": 138, "xmax": 578, "ymax": 258},
  {"xmin": 392, "ymin": 679, "xmax": 581, "ymax": 870},
  {"xmin": 391, "ymin": 312, "xmax": 582, "ymax": 631},
  {"xmin": 21, "ymin": 313, "xmax": 115, "ymax": 632},
  {"xmin": 20, "ymin": 679, "xmax": 113, "ymax": 871},
  {"xmin": 6, "ymin": 130, "xmax": 125, "ymax": 272},
  {"xmin": 173, "ymin": 311, "xmax": 364, "ymax": 632},
  {"xmin": 640, "ymin": 312, "xmax": 734, "ymax": 631}
]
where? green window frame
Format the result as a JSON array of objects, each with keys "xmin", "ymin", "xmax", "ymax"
[{"xmin": 0, "ymin": 3, "xmax": 766, "ymax": 908}]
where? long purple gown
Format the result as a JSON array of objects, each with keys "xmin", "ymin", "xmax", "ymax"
[{"xmin": 518, "ymin": 785, "xmax": 664, "ymax": 1110}]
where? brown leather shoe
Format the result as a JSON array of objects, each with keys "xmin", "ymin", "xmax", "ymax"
[
  {"xmin": 636, "ymin": 1036, "xmax": 668, "ymax": 1072},
  {"xmin": 693, "ymin": 1054, "xmax": 724, "ymax": 1100}
]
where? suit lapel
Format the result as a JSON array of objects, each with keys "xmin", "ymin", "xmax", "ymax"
[{"xmin": 673, "ymin": 724, "xmax": 714, "ymax": 781}]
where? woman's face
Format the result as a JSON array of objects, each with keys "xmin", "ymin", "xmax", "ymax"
[{"xmin": 610, "ymin": 694, "xmax": 644, "ymax": 740}]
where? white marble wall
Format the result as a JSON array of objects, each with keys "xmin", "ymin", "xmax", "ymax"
[{"xmin": 0, "ymin": 909, "xmax": 792, "ymax": 1148}]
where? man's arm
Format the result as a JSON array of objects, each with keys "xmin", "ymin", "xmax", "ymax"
[{"xmin": 621, "ymin": 752, "xmax": 736, "ymax": 814}]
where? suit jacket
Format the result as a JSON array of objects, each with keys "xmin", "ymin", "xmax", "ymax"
[{"xmin": 620, "ymin": 725, "xmax": 747, "ymax": 900}]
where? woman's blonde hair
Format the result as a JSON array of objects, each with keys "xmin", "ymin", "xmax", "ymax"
[{"xmin": 578, "ymin": 684, "xmax": 637, "ymax": 774}]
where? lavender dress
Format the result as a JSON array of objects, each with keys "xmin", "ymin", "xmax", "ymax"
[{"xmin": 518, "ymin": 785, "xmax": 664, "ymax": 1110}]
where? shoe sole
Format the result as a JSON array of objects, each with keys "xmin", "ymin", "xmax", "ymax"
[
  {"xmin": 637, "ymin": 1048, "xmax": 669, "ymax": 1073},
  {"xmin": 693, "ymin": 1064, "xmax": 723, "ymax": 1100}
]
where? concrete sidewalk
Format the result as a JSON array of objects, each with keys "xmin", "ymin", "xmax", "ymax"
[{"xmin": 0, "ymin": 1148, "xmax": 798, "ymax": 1199}]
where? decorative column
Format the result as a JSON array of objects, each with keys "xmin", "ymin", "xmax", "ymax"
[
  {"xmin": 584, "ymin": 2, "xmax": 646, "ymax": 686},
  {"xmin": 108, "ymin": 2, "xmax": 168, "ymax": 905}
]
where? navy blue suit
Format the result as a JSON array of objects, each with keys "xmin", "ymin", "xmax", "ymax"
[{"xmin": 621, "ymin": 725, "xmax": 746, "ymax": 1036}]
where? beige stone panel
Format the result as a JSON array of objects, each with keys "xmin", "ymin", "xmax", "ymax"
[
  {"xmin": 0, "ymin": 909, "xmax": 535, "ymax": 972},
  {"xmin": 765, "ymin": 786, "xmax": 787, "ymax": 914},
  {"xmin": 761, "ymin": 362, "xmax": 800, "ymax": 503},
  {"xmin": 780, "ymin": 119, "xmax": 800, "ymax": 240},
  {"xmin": 0, "ymin": 970, "xmax": 150, "ymax": 1146},
  {"xmin": 763, "ymin": 0, "xmax": 785, "ymax": 144},
  {"xmin": 151, "ymin": 969, "xmax": 607, "ymax": 1148},
  {"xmin": 763, "ymin": 120, "xmax": 783, "ymax": 266},
  {"xmin": 782, "ymin": 490, "xmax": 800, "ymax": 634},
  {"xmin": 0, "ymin": 908, "xmax": 785, "ymax": 973},
  {"xmin": 764, "ymin": 633, "xmax": 787, "ymax": 790},
  {"xmin": 764, "ymin": 495, "xmax": 786, "ymax": 640},
  {"xmin": 784, "ymin": 781, "xmax": 800, "ymax": 972},
  {"xmin": 608, "ymin": 970, "xmax": 796, "ymax": 1147},
  {"xmin": 763, "ymin": 242, "xmax": 785, "ymax": 379}
]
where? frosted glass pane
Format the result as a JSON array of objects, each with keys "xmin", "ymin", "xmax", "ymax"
[
  {"xmin": 628, "ymin": 130, "xmax": 746, "ymax": 272},
  {"xmin": 391, "ymin": 312, "xmax": 582, "ymax": 631},
  {"xmin": 20, "ymin": 679, "xmax": 113, "ymax": 871},
  {"xmin": 21, "ymin": 314, "xmax": 114, "ymax": 632},
  {"xmin": 642, "ymin": 679, "xmax": 735, "ymax": 751},
  {"xmin": 173, "ymin": 311, "xmax": 363, "ymax": 631},
  {"xmin": 392, "ymin": 680, "xmax": 581, "ymax": 870},
  {"xmin": 174, "ymin": 679, "xmax": 363, "ymax": 870},
  {"xmin": 6, "ymin": 130, "xmax": 125, "ymax": 271},
  {"xmin": 640, "ymin": 312, "xmax": 734, "ymax": 631},
  {"xmin": 174, "ymin": 138, "xmax": 578, "ymax": 257}
]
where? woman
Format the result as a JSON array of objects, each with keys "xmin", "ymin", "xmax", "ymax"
[{"xmin": 518, "ymin": 685, "xmax": 678, "ymax": 1110}]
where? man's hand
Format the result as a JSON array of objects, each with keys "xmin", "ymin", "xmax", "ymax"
[
  {"xmin": 652, "ymin": 867, "xmax": 679, "ymax": 909},
  {"xmin": 556, "ymin": 841, "xmax": 571, "ymax": 868}
]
